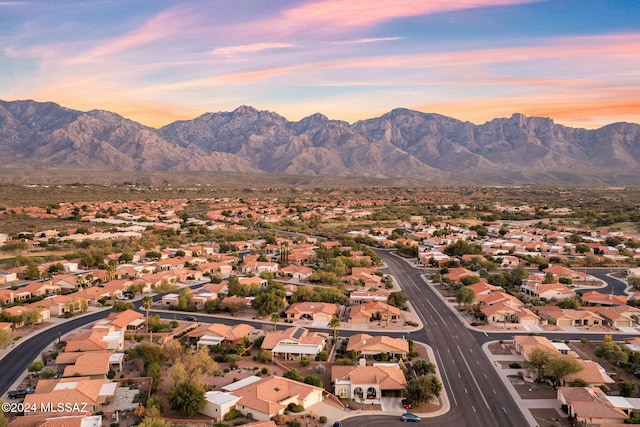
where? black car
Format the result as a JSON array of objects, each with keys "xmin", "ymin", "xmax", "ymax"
[
  {"xmin": 8, "ymin": 388, "xmax": 35, "ymax": 399},
  {"xmin": 182, "ymin": 316, "xmax": 198, "ymax": 322},
  {"xmin": 332, "ymin": 422, "xmax": 343, "ymax": 427}
]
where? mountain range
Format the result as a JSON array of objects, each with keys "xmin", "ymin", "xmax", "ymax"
[{"xmin": 1, "ymin": 99, "xmax": 639, "ymax": 185}]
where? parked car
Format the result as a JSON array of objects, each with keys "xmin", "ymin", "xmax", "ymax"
[
  {"xmin": 8, "ymin": 388, "xmax": 35, "ymax": 399},
  {"xmin": 182, "ymin": 316, "xmax": 198, "ymax": 322},
  {"xmin": 401, "ymin": 413, "xmax": 421, "ymax": 422},
  {"xmin": 332, "ymin": 422, "xmax": 343, "ymax": 427},
  {"xmin": 402, "ymin": 399, "xmax": 412, "ymax": 409}
]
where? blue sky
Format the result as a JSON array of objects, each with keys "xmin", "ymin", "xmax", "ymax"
[{"xmin": 1, "ymin": 0, "xmax": 639, "ymax": 128}]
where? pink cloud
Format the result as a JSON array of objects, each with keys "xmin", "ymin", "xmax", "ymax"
[
  {"xmin": 265, "ymin": 0, "xmax": 541, "ymax": 34},
  {"xmin": 70, "ymin": 6, "xmax": 195, "ymax": 64},
  {"xmin": 210, "ymin": 42, "xmax": 296, "ymax": 56}
]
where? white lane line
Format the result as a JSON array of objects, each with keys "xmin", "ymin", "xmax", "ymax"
[
  {"xmin": 436, "ymin": 349, "xmax": 457, "ymax": 406},
  {"xmin": 456, "ymin": 344, "xmax": 491, "ymax": 411}
]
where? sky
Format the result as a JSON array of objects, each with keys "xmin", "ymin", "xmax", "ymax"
[{"xmin": 1, "ymin": 0, "xmax": 639, "ymax": 129}]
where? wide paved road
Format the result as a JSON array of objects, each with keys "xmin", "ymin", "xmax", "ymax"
[{"xmin": 359, "ymin": 250, "xmax": 531, "ymax": 427}]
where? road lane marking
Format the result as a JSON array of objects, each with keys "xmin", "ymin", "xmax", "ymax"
[
  {"xmin": 436, "ymin": 349, "xmax": 457, "ymax": 406},
  {"xmin": 456, "ymin": 344, "xmax": 491, "ymax": 411}
]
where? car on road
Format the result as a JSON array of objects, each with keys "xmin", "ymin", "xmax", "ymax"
[
  {"xmin": 182, "ymin": 316, "xmax": 198, "ymax": 322},
  {"xmin": 401, "ymin": 413, "xmax": 421, "ymax": 422},
  {"xmin": 332, "ymin": 422, "xmax": 343, "ymax": 427},
  {"xmin": 8, "ymin": 388, "xmax": 35, "ymax": 399}
]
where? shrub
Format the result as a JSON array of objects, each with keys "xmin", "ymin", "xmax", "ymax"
[
  {"xmin": 509, "ymin": 362, "xmax": 522, "ymax": 369},
  {"xmin": 300, "ymin": 356, "xmax": 311, "ymax": 367},
  {"xmin": 315, "ymin": 351, "xmax": 328, "ymax": 361},
  {"xmin": 223, "ymin": 409, "xmax": 242, "ymax": 421},
  {"xmin": 315, "ymin": 365, "xmax": 326, "ymax": 374},
  {"xmin": 319, "ymin": 416, "xmax": 327, "ymax": 424},
  {"xmin": 261, "ymin": 367, "xmax": 269, "ymax": 375},
  {"xmin": 256, "ymin": 350, "xmax": 273, "ymax": 363},
  {"xmin": 286, "ymin": 403, "xmax": 305, "ymax": 413}
]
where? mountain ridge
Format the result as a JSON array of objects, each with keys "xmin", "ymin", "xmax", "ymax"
[{"xmin": 1, "ymin": 99, "xmax": 639, "ymax": 185}]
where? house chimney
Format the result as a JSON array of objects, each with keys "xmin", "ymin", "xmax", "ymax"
[{"xmin": 359, "ymin": 358, "xmax": 366, "ymax": 366}]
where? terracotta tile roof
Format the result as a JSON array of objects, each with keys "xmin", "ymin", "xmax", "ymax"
[
  {"xmin": 106, "ymin": 309, "xmax": 143, "ymax": 328},
  {"xmin": 350, "ymin": 301, "xmax": 400, "ymax": 318},
  {"xmin": 187, "ymin": 323, "xmax": 254, "ymax": 341},
  {"xmin": 232, "ymin": 376, "xmax": 323, "ymax": 416},
  {"xmin": 61, "ymin": 351, "xmax": 112, "ymax": 377},
  {"xmin": 331, "ymin": 365, "xmax": 407, "ymax": 391},
  {"xmin": 559, "ymin": 387, "xmax": 627, "ymax": 420},
  {"xmin": 285, "ymin": 302, "xmax": 338, "ymax": 316},
  {"xmin": 347, "ymin": 334, "xmax": 408, "ymax": 354}
]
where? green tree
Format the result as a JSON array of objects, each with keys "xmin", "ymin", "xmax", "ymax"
[
  {"xmin": 546, "ymin": 354, "xmax": 583, "ymax": 386},
  {"xmin": 403, "ymin": 373, "xmax": 442, "ymax": 404},
  {"xmin": 328, "ymin": 316, "xmax": 341, "ymax": 341},
  {"xmin": 252, "ymin": 292, "xmax": 285, "ymax": 316},
  {"xmin": 142, "ymin": 296, "xmax": 153, "ymax": 333},
  {"xmin": 113, "ymin": 301, "xmax": 135, "ymax": 312},
  {"xmin": 543, "ymin": 272, "xmax": 555, "ymax": 284},
  {"xmin": 22, "ymin": 309, "xmax": 41, "ymax": 327},
  {"xmin": 271, "ymin": 312, "xmax": 280, "ymax": 331},
  {"xmin": 556, "ymin": 298, "xmax": 580, "ymax": 310},
  {"xmin": 39, "ymin": 368, "xmax": 57, "ymax": 379},
  {"xmin": 455, "ymin": 286, "xmax": 476, "ymax": 308},
  {"xmin": 526, "ymin": 347, "xmax": 551, "ymax": 381},
  {"xmin": 177, "ymin": 288, "xmax": 191, "ymax": 311},
  {"xmin": 283, "ymin": 368, "xmax": 302, "ymax": 381},
  {"xmin": 24, "ymin": 261, "xmax": 41, "ymax": 280},
  {"xmin": 413, "ymin": 359, "xmax": 436, "ymax": 376},
  {"xmin": 0, "ymin": 329, "xmax": 13, "ymax": 349},
  {"xmin": 28, "ymin": 360, "xmax": 44, "ymax": 377},
  {"xmin": 168, "ymin": 381, "xmax": 206, "ymax": 416},
  {"xmin": 303, "ymin": 375, "xmax": 323, "ymax": 387},
  {"xmin": 388, "ymin": 292, "xmax": 409, "ymax": 310}
]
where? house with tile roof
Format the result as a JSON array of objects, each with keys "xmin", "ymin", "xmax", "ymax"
[
  {"xmin": 332, "ymin": 363, "xmax": 407, "ymax": 402},
  {"xmin": 6, "ymin": 412, "xmax": 101, "ymax": 427},
  {"xmin": 261, "ymin": 326, "xmax": 327, "ymax": 360},
  {"xmin": 594, "ymin": 308, "xmax": 634, "ymax": 329},
  {"xmin": 186, "ymin": 323, "xmax": 255, "ymax": 348},
  {"xmin": 520, "ymin": 282, "xmax": 576, "ymax": 301},
  {"xmin": 60, "ymin": 351, "xmax": 116, "ymax": 378},
  {"xmin": 104, "ymin": 309, "xmax": 145, "ymax": 332},
  {"xmin": 276, "ymin": 265, "xmax": 314, "ymax": 280},
  {"xmin": 62, "ymin": 329, "xmax": 124, "ymax": 352},
  {"xmin": 557, "ymin": 386, "xmax": 628, "ymax": 425},
  {"xmin": 285, "ymin": 302, "xmax": 337, "ymax": 324},
  {"xmin": 553, "ymin": 309, "xmax": 604, "ymax": 328},
  {"xmin": 564, "ymin": 360, "xmax": 615, "ymax": 387},
  {"xmin": 580, "ymin": 291, "xmax": 628, "ymax": 307},
  {"xmin": 513, "ymin": 335, "xmax": 562, "ymax": 360},
  {"xmin": 346, "ymin": 334, "xmax": 408, "ymax": 359},
  {"xmin": 224, "ymin": 376, "xmax": 324, "ymax": 421},
  {"xmin": 24, "ymin": 377, "xmax": 117, "ymax": 414},
  {"xmin": 349, "ymin": 301, "xmax": 401, "ymax": 325}
]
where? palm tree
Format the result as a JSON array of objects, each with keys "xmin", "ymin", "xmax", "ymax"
[
  {"xmin": 328, "ymin": 316, "xmax": 341, "ymax": 341},
  {"xmin": 142, "ymin": 296, "xmax": 153, "ymax": 333},
  {"xmin": 271, "ymin": 313, "xmax": 280, "ymax": 331}
]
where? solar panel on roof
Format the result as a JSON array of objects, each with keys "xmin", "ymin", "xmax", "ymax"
[{"xmin": 292, "ymin": 328, "xmax": 305, "ymax": 340}]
